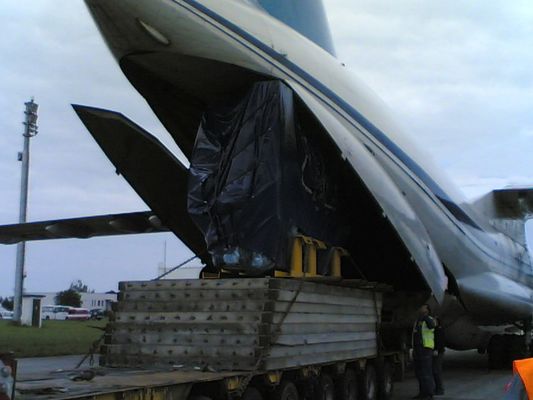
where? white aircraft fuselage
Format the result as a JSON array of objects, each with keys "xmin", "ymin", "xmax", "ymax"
[{"xmin": 82, "ymin": 0, "xmax": 532, "ymax": 350}]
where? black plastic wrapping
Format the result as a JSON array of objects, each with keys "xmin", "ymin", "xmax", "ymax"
[{"xmin": 187, "ymin": 80, "xmax": 341, "ymax": 273}]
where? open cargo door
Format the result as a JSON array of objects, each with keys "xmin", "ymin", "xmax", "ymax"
[
  {"xmin": 73, "ymin": 105, "xmax": 208, "ymax": 263},
  {"xmin": 285, "ymin": 81, "xmax": 447, "ymax": 302}
]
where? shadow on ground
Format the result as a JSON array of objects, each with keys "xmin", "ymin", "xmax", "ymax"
[{"xmin": 394, "ymin": 350, "xmax": 511, "ymax": 400}]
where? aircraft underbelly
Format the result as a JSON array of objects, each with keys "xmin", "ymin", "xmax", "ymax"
[{"xmin": 458, "ymin": 273, "xmax": 533, "ymax": 323}]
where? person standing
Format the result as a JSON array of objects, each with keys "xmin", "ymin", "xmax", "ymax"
[
  {"xmin": 412, "ymin": 304, "xmax": 436, "ymax": 400},
  {"xmin": 432, "ymin": 318, "xmax": 445, "ymax": 396}
]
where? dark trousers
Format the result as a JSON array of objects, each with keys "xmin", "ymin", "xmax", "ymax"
[
  {"xmin": 432, "ymin": 352, "xmax": 444, "ymax": 393},
  {"xmin": 413, "ymin": 348, "xmax": 435, "ymax": 396}
]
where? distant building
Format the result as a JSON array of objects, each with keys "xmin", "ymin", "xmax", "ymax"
[
  {"xmin": 81, "ymin": 292, "xmax": 118, "ymax": 311},
  {"xmin": 36, "ymin": 293, "xmax": 57, "ymax": 306},
  {"xmin": 21, "ymin": 294, "xmax": 45, "ymax": 327},
  {"xmin": 81, "ymin": 291, "xmax": 118, "ymax": 311},
  {"xmin": 157, "ymin": 262, "xmax": 203, "ymax": 279},
  {"xmin": 34, "ymin": 291, "xmax": 118, "ymax": 311}
]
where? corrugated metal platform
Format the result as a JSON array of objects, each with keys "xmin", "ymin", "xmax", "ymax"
[{"xmin": 103, "ymin": 278, "xmax": 382, "ymax": 371}]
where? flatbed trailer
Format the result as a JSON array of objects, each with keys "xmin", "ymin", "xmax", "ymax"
[
  {"xmin": 16, "ymin": 368, "xmax": 238, "ymax": 400},
  {"xmin": 7, "ymin": 277, "xmax": 400, "ymax": 400},
  {"xmin": 5, "ymin": 239, "xmax": 402, "ymax": 400},
  {"xmin": 14, "ymin": 354, "xmax": 400, "ymax": 400}
]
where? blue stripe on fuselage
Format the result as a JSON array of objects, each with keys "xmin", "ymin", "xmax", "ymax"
[
  {"xmin": 178, "ymin": 0, "xmax": 482, "ymax": 231},
  {"xmin": 255, "ymin": 0, "xmax": 336, "ymax": 56}
]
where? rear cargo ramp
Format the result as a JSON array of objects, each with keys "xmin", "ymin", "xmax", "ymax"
[{"xmin": 103, "ymin": 278, "xmax": 382, "ymax": 371}]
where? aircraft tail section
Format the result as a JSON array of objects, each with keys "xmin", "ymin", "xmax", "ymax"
[
  {"xmin": 472, "ymin": 187, "xmax": 533, "ymax": 246},
  {"xmin": 253, "ymin": 0, "xmax": 336, "ymax": 56}
]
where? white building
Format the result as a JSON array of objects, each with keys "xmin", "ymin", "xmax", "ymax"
[
  {"xmin": 21, "ymin": 294, "xmax": 45, "ymax": 327},
  {"xmin": 36, "ymin": 293, "xmax": 57, "ymax": 306},
  {"xmin": 35, "ymin": 291, "xmax": 117, "ymax": 311},
  {"xmin": 81, "ymin": 292, "xmax": 117, "ymax": 310}
]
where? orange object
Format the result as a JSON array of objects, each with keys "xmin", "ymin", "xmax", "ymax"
[{"xmin": 513, "ymin": 358, "xmax": 533, "ymax": 398}]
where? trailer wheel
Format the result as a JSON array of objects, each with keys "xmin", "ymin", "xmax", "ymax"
[
  {"xmin": 360, "ymin": 363, "xmax": 377, "ymax": 400},
  {"xmin": 336, "ymin": 368, "xmax": 358, "ymax": 400},
  {"xmin": 315, "ymin": 373, "xmax": 335, "ymax": 400},
  {"xmin": 508, "ymin": 335, "xmax": 528, "ymax": 362},
  {"xmin": 242, "ymin": 386, "xmax": 263, "ymax": 400},
  {"xmin": 376, "ymin": 360, "xmax": 393, "ymax": 400},
  {"xmin": 271, "ymin": 380, "xmax": 299, "ymax": 400},
  {"xmin": 488, "ymin": 334, "xmax": 508, "ymax": 369},
  {"xmin": 393, "ymin": 351, "xmax": 406, "ymax": 382}
]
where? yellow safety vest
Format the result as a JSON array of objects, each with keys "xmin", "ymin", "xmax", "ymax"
[{"xmin": 421, "ymin": 318, "xmax": 435, "ymax": 349}]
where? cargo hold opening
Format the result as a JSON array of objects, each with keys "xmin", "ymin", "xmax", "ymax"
[{"xmin": 119, "ymin": 53, "xmax": 428, "ymax": 292}]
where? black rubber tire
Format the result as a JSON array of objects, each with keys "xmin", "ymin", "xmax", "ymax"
[
  {"xmin": 243, "ymin": 387, "xmax": 263, "ymax": 400},
  {"xmin": 376, "ymin": 360, "xmax": 394, "ymax": 400},
  {"xmin": 508, "ymin": 335, "xmax": 528, "ymax": 362},
  {"xmin": 315, "ymin": 373, "xmax": 335, "ymax": 400},
  {"xmin": 488, "ymin": 334, "xmax": 508, "ymax": 369},
  {"xmin": 360, "ymin": 363, "xmax": 377, "ymax": 400},
  {"xmin": 272, "ymin": 380, "xmax": 299, "ymax": 400},
  {"xmin": 392, "ymin": 352, "xmax": 406, "ymax": 382},
  {"xmin": 336, "ymin": 368, "xmax": 358, "ymax": 400}
]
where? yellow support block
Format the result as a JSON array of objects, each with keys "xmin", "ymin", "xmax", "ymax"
[
  {"xmin": 274, "ymin": 270, "xmax": 290, "ymax": 277},
  {"xmin": 304, "ymin": 243, "xmax": 318, "ymax": 276},
  {"xmin": 266, "ymin": 371, "xmax": 282, "ymax": 385},
  {"xmin": 331, "ymin": 247, "xmax": 350, "ymax": 278},
  {"xmin": 274, "ymin": 235, "xmax": 348, "ymax": 279},
  {"xmin": 202, "ymin": 271, "xmax": 221, "ymax": 279},
  {"xmin": 290, "ymin": 236, "xmax": 304, "ymax": 277},
  {"xmin": 225, "ymin": 376, "xmax": 242, "ymax": 392},
  {"xmin": 331, "ymin": 248, "xmax": 342, "ymax": 278}
]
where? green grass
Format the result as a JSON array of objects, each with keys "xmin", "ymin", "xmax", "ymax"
[{"xmin": 0, "ymin": 319, "xmax": 107, "ymax": 358}]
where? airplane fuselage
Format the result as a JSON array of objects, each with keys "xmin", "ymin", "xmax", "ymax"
[{"xmin": 84, "ymin": 0, "xmax": 533, "ymax": 350}]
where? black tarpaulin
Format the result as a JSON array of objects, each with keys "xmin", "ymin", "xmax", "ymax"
[{"xmin": 187, "ymin": 80, "xmax": 341, "ymax": 273}]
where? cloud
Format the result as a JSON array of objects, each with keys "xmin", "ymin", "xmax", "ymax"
[
  {"xmin": 0, "ymin": 1, "xmax": 185, "ymax": 296},
  {"xmin": 519, "ymin": 128, "xmax": 533, "ymax": 138},
  {"xmin": 325, "ymin": 0, "xmax": 533, "ymax": 191}
]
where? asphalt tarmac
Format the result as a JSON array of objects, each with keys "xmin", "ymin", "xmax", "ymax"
[
  {"xmin": 394, "ymin": 350, "xmax": 511, "ymax": 400},
  {"xmin": 17, "ymin": 354, "xmax": 98, "ymax": 381},
  {"xmin": 16, "ymin": 350, "xmax": 512, "ymax": 399}
]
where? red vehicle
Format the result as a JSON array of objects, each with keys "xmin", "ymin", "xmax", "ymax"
[{"xmin": 66, "ymin": 308, "xmax": 90, "ymax": 321}]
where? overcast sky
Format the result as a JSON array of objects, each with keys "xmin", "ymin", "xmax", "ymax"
[{"xmin": 1, "ymin": 1, "xmax": 532, "ymax": 297}]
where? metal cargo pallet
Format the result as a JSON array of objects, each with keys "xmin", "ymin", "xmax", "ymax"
[{"xmin": 103, "ymin": 277, "xmax": 383, "ymax": 371}]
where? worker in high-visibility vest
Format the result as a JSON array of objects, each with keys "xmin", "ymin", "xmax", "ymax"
[{"xmin": 412, "ymin": 304, "xmax": 436, "ymax": 400}]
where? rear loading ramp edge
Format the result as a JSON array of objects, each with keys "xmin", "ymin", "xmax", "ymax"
[
  {"xmin": 286, "ymin": 80, "xmax": 447, "ymax": 303},
  {"xmin": 72, "ymin": 104, "xmax": 209, "ymax": 264}
]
